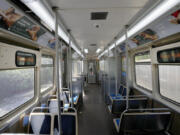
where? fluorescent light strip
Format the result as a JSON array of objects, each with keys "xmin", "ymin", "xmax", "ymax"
[
  {"xmin": 96, "ymin": 48, "xmax": 101, "ymax": 53},
  {"xmin": 21, "ymin": 0, "xmax": 84, "ymax": 58},
  {"xmin": 127, "ymin": 0, "xmax": 180, "ymax": 37},
  {"xmin": 84, "ymin": 49, "xmax": 88, "ymax": 53},
  {"xmin": 98, "ymin": 0, "xmax": 180, "ymax": 59}
]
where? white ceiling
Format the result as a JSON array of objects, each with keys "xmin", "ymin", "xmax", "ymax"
[{"xmin": 46, "ymin": 0, "xmax": 150, "ymax": 58}]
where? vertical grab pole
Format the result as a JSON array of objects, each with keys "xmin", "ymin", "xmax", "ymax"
[
  {"xmin": 60, "ymin": 41, "xmax": 63, "ymax": 91},
  {"xmin": 103, "ymin": 48, "xmax": 106, "ymax": 100},
  {"xmin": 114, "ymin": 38, "xmax": 118, "ymax": 96},
  {"xmin": 53, "ymin": 7, "xmax": 62, "ymax": 135},
  {"xmin": 108, "ymin": 48, "xmax": 110, "ymax": 101},
  {"xmin": 125, "ymin": 25, "xmax": 129, "ymax": 110},
  {"xmin": 67, "ymin": 39, "xmax": 69, "ymax": 91},
  {"xmin": 68, "ymin": 31, "xmax": 74, "ymax": 107}
]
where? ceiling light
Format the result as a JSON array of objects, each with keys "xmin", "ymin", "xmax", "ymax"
[
  {"xmin": 96, "ymin": 48, "xmax": 101, "ymax": 53},
  {"xmin": 21, "ymin": 0, "xmax": 84, "ymax": 58},
  {"xmin": 84, "ymin": 49, "xmax": 88, "ymax": 53},
  {"xmin": 127, "ymin": 0, "xmax": 180, "ymax": 38},
  {"xmin": 98, "ymin": 0, "xmax": 180, "ymax": 59}
]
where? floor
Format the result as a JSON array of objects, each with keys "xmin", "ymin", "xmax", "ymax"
[{"xmin": 78, "ymin": 84, "xmax": 117, "ymax": 135}]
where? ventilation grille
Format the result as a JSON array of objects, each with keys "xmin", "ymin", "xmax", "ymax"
[
  {"xmin": 89, "ymin": 44, "xmax": 97, "ymax": 47},
  {"xmin": 91, "ymin": 12, "xmax": 108, "ymax": 20}
]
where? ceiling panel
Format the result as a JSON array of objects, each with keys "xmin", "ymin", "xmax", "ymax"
[
  {"xmin": 48, "ymin": 0, "xmax": 149, "ymax": 9},
  {"xmin": 46, "ymin": 0, "xmax": 150, "ymax": 56}
]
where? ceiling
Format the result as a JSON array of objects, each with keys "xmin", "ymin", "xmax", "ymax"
[{"xmin": 45, "ymin": 0, "xmax": 151, "ymax": 58}]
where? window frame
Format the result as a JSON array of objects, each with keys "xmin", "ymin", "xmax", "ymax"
[
  {"xmin": 157, "ymin": 63, "xmax": 180, "ymax": 106},
  {"xmin": 0, "ymin": 67, "xmax": 36, "ymax": 119},
  {"xmin": 15, "ymin": 51, "xmax": 36, "ymax": 67},
  {"xmin": 134, "ymin": 51, "xmax": 153, "ymax": 92},
  {"xmin": 150, "ymin": 41, "xmax": 180, "ymax": 108},
  {"xmin": 40, "ymin": 54, "xmax": 55, "ymax": 94}
]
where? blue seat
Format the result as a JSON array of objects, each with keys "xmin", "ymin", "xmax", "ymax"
[
  {"xmin": 29, "ymin": 114, "xmax": 51, "ymax": 134},
  {"xmin": 109, "ymin": 85, "xmax": 126, "ymax": 102},
  {"xmin": 113, "ymin": 109, "xmax": 171, "ymax": 134},
  {"xmin": 22, "ymin": 115, "xmax": 29, "ymax": 128},
  {"xmin": 113, "ymin": 118, "xmax": 120, "ymax": 132},
  {"xmin": 54, "ymin": 114, "xmax": 76, "ymax": 135},
  {"xmin": 70, "ymin": 94, "xmax": 79, "ymax": 105},
  {"xmin": 111, "ymin": 98, "xmax": 148, "ymax": 115},
  {"xmin": 48, "ymin": 99, "xmax": 64, "ymax": 113}
]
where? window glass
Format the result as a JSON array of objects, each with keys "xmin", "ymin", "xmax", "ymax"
[
  {"xmin": 40, "ymin": 55, "xmax": 54, "ymax": 93},
  {"xmin": 121, "ymin": 56, "xmax": 126, "ymax": 85},
  {"xmin": 41, "ymin": 55, "xmax": 53, "ymax": 65},
  {"xmin": 72, "ymin": 61, "xmax": 82, "ymax": 76},
  {"xmin": 157, "ymin": 47, "xmax": 180, "ymax": 63},
  {"xmin": 159, "ymin": 65, "xmax": 180, "ymax": 103},
  {"xmin": 0, "ymin": 68, "xmax": 34, "ymax": 117},
  {"xmin": 16, "ymin": 51, "xmax": 36, "ymax": 67},
  {"xmin": 135, "ymin": 52, "xmax": 152, "ymax": 91}
]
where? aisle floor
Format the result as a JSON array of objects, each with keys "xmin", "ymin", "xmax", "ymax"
[{"xmin": 78, "ymin": 84, "xmax": 117, "ymax": 135}]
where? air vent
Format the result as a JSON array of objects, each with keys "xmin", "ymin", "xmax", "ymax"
[
  {"xmin": 89, "ymin": 44, "xmax": 97, "ymax": 46},
  {"xmin": 91, "ymin": 12, "xmax": 108, "ymax": 20}
]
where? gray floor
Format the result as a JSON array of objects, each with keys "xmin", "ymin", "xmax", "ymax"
[{"xmin": 78, "ymin": 84, "xmax": 117, "ymax": 135}]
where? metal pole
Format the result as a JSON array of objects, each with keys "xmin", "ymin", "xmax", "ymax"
[
  {"xmin": 60, "ymin": 41, "xmax": 63, "ymax": 91},
  {"xmin": 53, "ymin": 7, "xmax": 62, "ymax": 135},
  {"xmin": 114, "ymin": 39, "xmax": 118, "ymax": 96},
  {"xmin": 125, "ymin": 25, "xmax": 129, "ymax": 110},
  {"xmin": 67, "ymin": 41, "xmax": 69, "ymax": 90},
  {"xmin": 68, "ymin": 31, "xmax": 74, "ymax": 107},
  {"xmin": 108, "ymin": 48, "xmax": 110, "ymax": 99},
  {"xmin": 103, "ymin": 48, "xmax": 106, "ymax": 99}
]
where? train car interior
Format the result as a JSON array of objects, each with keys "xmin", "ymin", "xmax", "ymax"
[{"xmin": 0, "ymin": 0, "xmax": 180, "ymax": 135}]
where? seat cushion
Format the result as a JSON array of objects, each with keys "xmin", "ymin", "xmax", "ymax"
[
  {"xmin": 108, "ymin": 105, "xmax": 112, "ymax": 113},
  {"xmin": 113, "ymin": 118, "xmax": 120, "ymax": 132}
]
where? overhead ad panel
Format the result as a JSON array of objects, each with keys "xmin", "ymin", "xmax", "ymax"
[
  {"xmin": 0, "ymin": 0, "xmax": 56, "ymax": 49},
  {"xmin": 128, "ymin": 9, "xmax": 180, "ymax": 48}
]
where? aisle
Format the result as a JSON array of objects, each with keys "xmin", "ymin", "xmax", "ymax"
[{"xmin": 78, "ymin": 84, "xmax": 117, "ymax": 135}]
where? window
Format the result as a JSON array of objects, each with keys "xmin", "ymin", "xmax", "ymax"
[
  {"xmin": 0, "ymin": 68, "xmax": 34, "ymax": 117},
  {"xmin": 159, "ymin": 65, "xmax": 180, "ymax": 103},
  {"xmin": 121, "ymin": 56, "xmax": 126, "ymax": 85},
  {"xmin": 135, "ymin": 52, "xmax": 152, "ymax": 91},
  {"xmin": 16, "ymin": 51, "xmax": 36, "ymax": 67},
  {"xmin": 40, "ymin": 55, "xmax": 54, "ymax": 93},
  {"xmin": 72, "ymin": 61, "xmax": 82, "ymax": 76},
  {"xmin": 157, "ymin": 47, "xmax": 180, "ymax": 63}
]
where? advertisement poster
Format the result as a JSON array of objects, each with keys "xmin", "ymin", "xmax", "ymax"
[
  {"xmin": 131, "ymin": 29, "xmax": 158, "ymax": 46},
  {"xmin": 129, "ymin": 9, "xmax": 180, "ymax": 47},
  {"xmin": 0, "ymin": 0, "xmax": 56, "ymax": 49}
]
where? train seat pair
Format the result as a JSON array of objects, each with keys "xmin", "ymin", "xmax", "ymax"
[
  {"xmin": 113, "ymin": 109, "xmax": 171, "ymax": 135},
  {"xmin": 28, "ymin": 107, "xmax": 77, "ymax": 135},
  {"xmin": 70, "ymin": 94, "xmax": 80, "ymax": 106},
  {"xmin": 108, "ymin": 96, "xmax": 148, "ymax": 115},
  {"xmin": 110, "ymin": 85, "xmax": 127, "ymax": 100}
]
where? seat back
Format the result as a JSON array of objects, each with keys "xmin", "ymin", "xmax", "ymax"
[
  {"xmin": 122, "ymin": 87, "xmax": 126, "ymax": 96},
  {"xmin": 29, "ymin": 113, "xmax": 52, "ymax": 134},
  {"xmin": 118, "ymin": 85, "xmax": 124, "ymax": 95},
  {"xmin": 120, "ymin": 110, "xmax": 171, "ymax": 134},
  {"xmin": 54, "ymin": 113, "xmax": 77, "ymax": 135},
  {"xmin": 48, "ymin": 99, "xmax": 63, "ymax": 113},
  {"xmin": 112, "ymin": 98, "xmax": 147, "ymax": 115}
]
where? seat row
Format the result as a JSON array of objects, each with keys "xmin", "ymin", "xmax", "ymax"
[
  {"xmin": 107, "ymin": 85, "xmax": 172, "ymax": 135},
  {"xmin": 20, "ymin": 93, "xmax": 78, "ymax": 135},
  {"xmin": 28, "ymin": 107, "xmax": 77, "ymax": 135},
  {"xmin": 113, "ymin": 108, "xmax": 171, "ymax": 135}
]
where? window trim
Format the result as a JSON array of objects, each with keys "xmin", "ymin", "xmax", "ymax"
[
  {"xmin": 15, "ymin": 51, "xmax": 36, "ymax": 67},
  {"xmin": 40, "ymin": 54, "xmax": 54, "ymax": 94},
  {"xmin": 134, "ymin": 52, "xmax": 152, "ymax": 92},
  {"xmin": 157, "ymin": 64, "xmax": 180, "ymax": 106},
  {"xmin": 134, "ymin": 63, "xmax": 153, "ymax": 92},
  {"xmin": 0, "ymin": 68, "xmax": 35, "ymax": 119}
]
